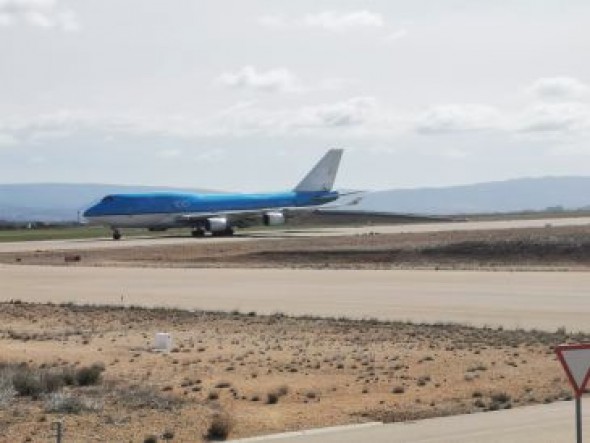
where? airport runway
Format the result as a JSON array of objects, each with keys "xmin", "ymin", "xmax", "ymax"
[
  {"xmin": 231, "ymin": 401, "xmax": 587, "ymax": 443},
  {"xmin": 2, "ymin": 265, "xmax": 590, "ymax": 331},
  {"xmin": 2, "ymin": 215, "xmax": 590, "ymax": 253}
]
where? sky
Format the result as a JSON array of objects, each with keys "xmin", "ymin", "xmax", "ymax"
[{"xmin": 1, "ymin": 0, "xmax": 589, "ymax": 192}]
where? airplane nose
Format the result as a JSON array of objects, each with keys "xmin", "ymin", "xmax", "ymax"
[{"xmin": 83, "ymin": 204, "xmax": 98, "ymax": 218}]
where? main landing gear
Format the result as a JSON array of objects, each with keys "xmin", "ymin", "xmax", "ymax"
[
  {"xmin": 212, "ymin": 227, "xmax": 235, "ymax": 237},
  {"xmin": 112, "ymin": 229, "xmax": 121, "ymax": 240},
  {"xmin": 191, "ymin": 228, "xmax": 206, "ymax": 237},
  {"xmin": 191, "ymin": 227, "xmax": 234, "ymax": 238}
]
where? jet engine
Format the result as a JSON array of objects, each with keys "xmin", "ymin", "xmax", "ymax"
[
  {"xmin": 205, "ymin": 217, "xmax": 229, "ymax": 232},
  {"xmin": 263, "ymin": 211, "xmax": 285, "ymax": 226}
]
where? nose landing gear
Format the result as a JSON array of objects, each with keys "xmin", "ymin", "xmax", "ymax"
[{"xmin": 112, "ymin": 229, "xmax": 121, "ymax": 240}]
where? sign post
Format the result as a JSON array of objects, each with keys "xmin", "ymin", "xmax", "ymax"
[{"xmin": 555, "ymin": 344, "xmax": 590, "ymax": 443}]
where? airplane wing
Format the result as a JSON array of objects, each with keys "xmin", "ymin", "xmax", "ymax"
[{"xmin": 174, "ymin": 207, "xmax": 317, "ymax": 227}]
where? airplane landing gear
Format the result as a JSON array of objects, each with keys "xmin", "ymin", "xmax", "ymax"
[
  {"xmin": 112, "ymin": 229, "xmax": 121, "ymax": 240},
  {"xmin": 191, "ymin": 228, "xmax": 205, "ymax": 237},
  {"xmin": 212, "ymin": 227, "xmax": 234, "ymax": 237}
]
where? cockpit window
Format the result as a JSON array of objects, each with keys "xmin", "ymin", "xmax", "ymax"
[{"xmin": 101, "ymin": 196, "xmax": 115, "ymax": 203}]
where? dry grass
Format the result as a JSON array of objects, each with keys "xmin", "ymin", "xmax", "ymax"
[{"xmin": 0, "ymin": 301, "xmax": 581, "ymax": 441}]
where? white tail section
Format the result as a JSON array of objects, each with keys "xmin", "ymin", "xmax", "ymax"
[{"xmin": 294, "ymin": 149, "xmax": 343, "ymax": 192}]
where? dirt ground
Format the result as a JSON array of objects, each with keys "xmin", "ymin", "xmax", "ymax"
[
  {"xmin": 3, "ymin": 224, "xmax": 590, "ymax": 271},
  {"xmin": 2, "ymin": 224, "xmax": 590, "ymax": 441},
  {"xmin": 0, "ymin": 302, "xmax": 582, "ymax": 442}
]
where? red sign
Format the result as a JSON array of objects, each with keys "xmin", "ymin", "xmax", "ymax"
[{"xmin": 555, "ymin": 344, "xmax": 590, "ymax": 398}]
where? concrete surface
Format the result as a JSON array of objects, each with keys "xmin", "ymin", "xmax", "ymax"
[
  {"xmin": 2, "ymin": 265, "xmax": 590, "ymax": 331},
  {"xmin": 229, "ymin": 400, "xmax": 586, "ymax": 443}
]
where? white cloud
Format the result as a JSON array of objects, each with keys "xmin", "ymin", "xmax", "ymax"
[
  {"xmin": 0, "ymin": 0, "xmax": 79, "ymax": 31},
  {"xmin": 302, "ymin": 10, "xmax": 384, "ymax": 32},
  {"xmin": 384, "ymin": 28, "xmax": 408, "ymax": 43},
  {"xmin": 518, "ymin": 103, "xmax": 590, "ymax": 133},
  {"xmin": 527, "ymin": 77, "xmax": 590, "ymax": 101},
  {"xmin": 0, "ymin": 132, "xmax": 18, "ymax": 146},
  {"xmin": 259, "ymin": 10, "xmax": 385, "ymax": 32},
  {"xmin": 257, "ymin": 14, "xmax": 287, "ymax": 29},
  {"xmin": 415, "ymin": 104, "xmax": 502, "ymax": 134},
  {"xmin": 155, "ymin": 148, "xmax": 182, "ymax": 159},
  {"xmin": 294, "ymin": 97, "xmax": 378, "ymax": 128},
  {"xmin": 218, "ymin": 66, "xmax": 301, "ymax": 93}
]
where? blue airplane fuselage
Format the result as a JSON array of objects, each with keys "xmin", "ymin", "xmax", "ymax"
[{"xmin": 83, "ymin": 190, "xmax": 339, "ymax": 228}]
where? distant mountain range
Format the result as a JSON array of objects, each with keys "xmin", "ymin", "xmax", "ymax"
[
  {"xmin": 351, "ymin": 176, "xmax": 590, "ymax": 215},
  {"xmin": 0, "ymin": 184, "xmax": 217, "ymax": 222},
  {"xmin": 1, "ymin": 177, "xmax": 590, "ymax": 222}
]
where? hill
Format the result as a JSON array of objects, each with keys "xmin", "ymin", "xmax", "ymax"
[
  {"xmin": 0, "ymin": 184, "xmax": 217, "ymax": 222},
  {"xmin": 351, "ymin": 176, "xmax": 590, "ymax": 215},
  {"xmin": 1, "ymin": 177, "xmax": 590, "ymax": 222}
]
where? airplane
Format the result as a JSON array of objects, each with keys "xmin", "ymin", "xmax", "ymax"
[{"xmin": 83, "ymin": 149, "xmax": 356, "ymax": 240}]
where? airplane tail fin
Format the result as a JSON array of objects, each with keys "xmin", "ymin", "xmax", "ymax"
[{"xmin": 294, "ymin": 149, "xmax": 343, "ymax": 192}]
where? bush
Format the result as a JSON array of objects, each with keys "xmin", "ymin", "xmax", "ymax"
[
  {"xmin": 491, "ymin": 392, "xmax": 511, "ymax": 403},
  {"xmin": 118, "ymin": 386, "xmax": 181, "ymax": 411},
  {"xmin": 44, "ymin": 392, "xmax": 101, "ymax": 414},
  {"xmin": 45, "ymin": 393, "xmax": 84, "ymax": 414},
  {"xmin": 392, "ymin": 386, "xmax": 405, "ymax": 394},
  {"xmin": 204, "ymin": 413, "xmax": 232, "ymax": 441},
  {"xmin": 144, "ymin": 436, "xmax": 158, "ymax": 443},
  {"xmin": 75, "ymin": 364, "xmax": 104, "ymax": 386},
  {"xmin": 13, "ymin": 371, "xmax": 43, "ymax": 399},
  {"xmin": 266, "ymin": 392, "xmax": 279, "ymax": 404}
]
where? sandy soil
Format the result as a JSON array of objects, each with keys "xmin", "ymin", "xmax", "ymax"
[
  {"xmin": 0, "ymin": 302, "xmax": 581, "ymax": 442},
  {"xmin": 2, "ymin": 221, "xmax": 590, "ymax": 441},
  {"xmin": 3, "ymin": 225, "xmax": 590, "ymax": 271}
]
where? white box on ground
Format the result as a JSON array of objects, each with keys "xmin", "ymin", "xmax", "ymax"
[{"xmin": 154, "ymin": 332, "xmax": 173, "ymax": 352}]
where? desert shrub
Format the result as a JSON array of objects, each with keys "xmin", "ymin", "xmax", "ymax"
[
  {"xmin": 162, "ymin": 430, "xmax": 174, "ymax": 439},
  {"xmin": 143, "ymin": 436, "xmax": 158, "ymax": 443},
  {"xmin": 13, "ymin": 371, "xmax": 43, "ymax": 398},
  {"xmin": 75, "ymin": 364, "xmax": 104, "ymax": 386},
  {"xmin": 266, "ymin": 385, "xmax": 289, "ymax": 404},
  {"xmin": 266, "ymin": 392, "xmax": 279, "ymax": 404},
  {"xmin": 0, "ymin": 374, "xmax": 15, "ymax": 408},
  {"xmin": 44, "ymin": 392, "xmax": 101, "ymax": 414},
  {"xmin": 392, "ymin": 386, "xmax": 405, "ymax": 394},
  {"xmin": 276, "ymin": 385, "xmax": 289, "ymax": 396},
  {"xmin": 491, "ymin": 392, "xmax": 511, "ymax": 403},
  {"xmin": 118, "ymin": 386, "xmax": 181, "ymax": 411},
  {"xmin": 45, "ymin": 393, "xmax": 84, "ymax": 414},
  {"xmin": 204, "ymin": 413, "xmax": 232, "ymax": 441},
  {"xmin": 42, "ymin": 372, "xmax": 66, "ymax": 392},
  {"xmin": 473, "ymin": 398, "xmax": 486, "ymax": 408}
]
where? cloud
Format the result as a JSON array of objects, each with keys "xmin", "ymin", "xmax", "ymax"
[
  {"xmin": 302, "ymin": 11, "xmax": 384, "ymax": 32},
  {"xmin": 155, "ymin": 148, "xmax": 182, "ymax": 159},
  {"xmin": 527, "ymin": 77, "xmax": 589, "ymax": 101},
  {"xmin": 259, "ymin": 10, "xmax": 384, "ymax": 32},
  {"xmin": 217, "ymin": 66, "xmax": 301, "ymax": 93},
  {"xmin": 294, "ymin": 97, "xmax": 378, "ymax": 128},
  {"xmin": 0, "ymin": 132, "xmax": 18, "ymax": 146},
  {"xmin": 384, "ymin": 28, "xmax": 408, "ymax": 43},
  {"xmin": 257, "ymin": 14, "xmax": 287, "ymax": 29},
  {"xmin": 518, "ymin": 103, "xmax": 590, "ymax": 133},
  {"xmin": 415, "ymin": 104, "xmax": 502, "ymax": 134},
  {"xmin": 0, "ymin": 0, "xmax": 79, "ymax": 31}
]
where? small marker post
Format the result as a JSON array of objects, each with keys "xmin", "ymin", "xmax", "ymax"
[{"xmin": 555, "ymin": 343, "xmax": 590, "ymax": 443}]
